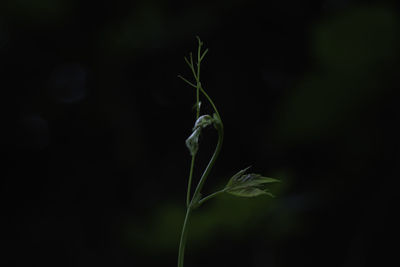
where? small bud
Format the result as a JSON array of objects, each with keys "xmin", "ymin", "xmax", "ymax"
[
  {"xmin": 186, "ymin": 128, "xmax": 201, "ymax": 156},
  {"xmin": 193, "ymin": 115, "xmax": 214, "ymax": 130},
  {"xmin": 186, "ymin": 113, "xmax": 221, "ymax": 156}
]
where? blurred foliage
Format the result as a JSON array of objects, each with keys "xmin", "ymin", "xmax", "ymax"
[
  {"xmin": 313, "ymin": 5, "xmax": 399, "ymax": 72},
  {"xmin": 274, "ymin": 4, "xmax": 398, "ymax": 144},
  {"xmin": 275, "ymin": 72, "xmax": 380, "ymax": 142},
  {"xmin": 123, "ymin": 180, "xmax": 288, "ymax": 254},
  {"xmin": 1, "ymin": 0, "xmax": 73, "ymax": 25}
]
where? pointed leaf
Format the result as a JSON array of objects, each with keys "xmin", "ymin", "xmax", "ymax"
[
  {"xmin": 226, "ymin": 166, "xmax": 252, "ymax": 187},
  {"xmin": 225, "ymin": 169, "xmax": 280, "ymax": 198},
  {"xmin": 228, "ymin": 188, "xmax": 274, "ymax": 198}
]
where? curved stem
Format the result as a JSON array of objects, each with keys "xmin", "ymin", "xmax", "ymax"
[
  {"xmin": 187, "ymin": 40, "xmax": 202, "ymax": 207},
  {"xmin": 191, "ymin": 121, "xmax": 224, "ymax": 206},
  {"xmin": 199, "ymin": 85, "xmax": 223, "ymax": 124},
  {"xmin": 186, "ymin": 155, "xmax": 196, "ymax": 207},
  {"xmin": 179, "ymin": 101, "xmax": 223, "ymax": 267},
  {"xmin": 190, "ymin": 82, "xmax": 224, "ymax": 205},
  {"xmin": 179, "ymin": 121, "xmax": 223, "ymax": 267},
  {"xmin": 177, "ymin": 207, "xmax": 192, "ymax": 267}
]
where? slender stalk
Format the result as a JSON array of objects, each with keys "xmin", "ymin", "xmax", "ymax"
[
  {"xmin": 191, "ymin": 123, "xmax": 223, "ymax": 203},
  {"xmin": 190, "ymin": 82, "xmax": 224, "ymax": 199},
  {"xmin": 186, "ymin": 156, "xmax": 196, "ymax": 207},
  {"xmin": 177, "ymin": 207, "xmax": 192, "ymax": 267},
  {"xmin": 178, "ymin": 128, "xmax": 223, "ymax": 267},
  {"xmin": 195, "ymin": 62, "xmax": 200, "ymax": 119},
  {"xmin": 199, "ymin": 85, "xmax": 222, "ymax": 122},
  {"xmin": 198, "ymin": 188, "xmax": 226, "ymax": 205},
  {"xmin": 177, "ymin": 37, "xmax": 279, "ymax": 267},
  {"xmin": 178, "ymin": 37, "xmax": 224, "ymax": 267}
]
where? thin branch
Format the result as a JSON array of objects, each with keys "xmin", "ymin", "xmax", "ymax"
[
  {"xmin": 190, "ymin": 121, "xmax": 224, "ymax": 208},
  {"xmin": 184, "ymin": 56, "xmax": 191, "ymax": 68},
  {"xmin": 200, "ymin": 49, "xmax": 208, "ymax": 61},
  {"xmin": 189, "ymin": 53, "xmax": 197, "ymax": 79},
  {"xmin": 199, "ymin": 85, "xmax": 223, "ymax": 125},
  {"xmin": 178, "ymin": 75, "xmax": 196, "ymax": 88},
  {"xmin": 186, "ymin": 155, "xmax": 196, "ymax": 207}
]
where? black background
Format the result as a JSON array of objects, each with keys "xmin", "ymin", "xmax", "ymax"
[{"xmin": 2, "ymin": 0, "xmax": 399, "ymax": 266}]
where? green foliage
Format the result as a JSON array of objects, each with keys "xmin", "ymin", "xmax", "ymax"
[
  {"xmin": 177, "ymin": 37, "xmax": 280, "ymax": 267},
  {"xmin": 225, "ymin": 167, "xmax": 280, "ymax": 197}
]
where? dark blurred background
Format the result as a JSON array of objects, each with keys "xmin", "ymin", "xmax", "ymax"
[{"xmin": 1, "ymin": 0, "xmax": 399, "ymax": 266}]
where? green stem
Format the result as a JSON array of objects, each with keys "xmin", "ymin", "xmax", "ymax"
[
  {"xmin": 178, "ymin": 37, "xmax": 224, "ymax": 267},
  {"xmin": 199, "ymin": 85, "xmax": 222, "ymax": 123},
  {"xmin": 196, "ymin": 83, "xmax": 200, "ymax": 118},
  {"xmin": 195, "ymin": 43, "xmax": 201, "ymax": 119},
  {"xmin": 191, "ymin": 85, "xmax": 224, "ymax": 200},
  {"xmin": 198, "ymin": 188, "xmax": 226, "ymax": 205},
  {"xmin": 178, "ymin": 108, "xmax": 223, "ymax": 267},
  {"xmin": 186, "ymin": 155, "xmax": 196, "ymax": 207},
  {"xmin": 191, "ymin": 119, "xmax": 223, "ymax": 207},
  {"xmin": 177, "ymin": 207, "xmax": 192, "ymax": 267}
]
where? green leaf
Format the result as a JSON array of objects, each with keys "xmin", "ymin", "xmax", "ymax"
[
  {"xmin": 225, "ymin": 166, "xmax": 252, "ymax": 187},
  {"xmin": 225, "ymin": 168, "xmax": 280, "ymax": 198},
  {"xmin": 227, "ymin": 187, "xmax": 275, "ymax": 198}
]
